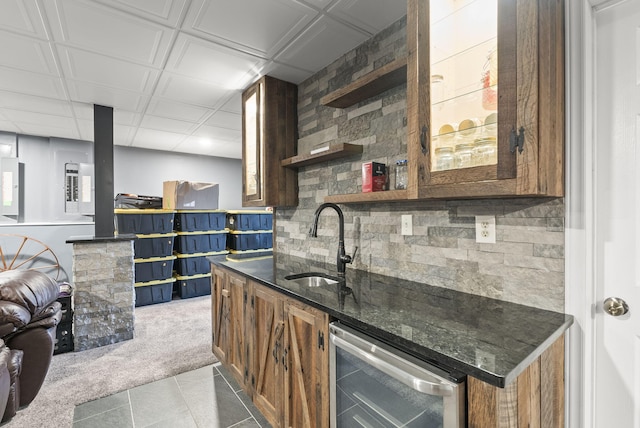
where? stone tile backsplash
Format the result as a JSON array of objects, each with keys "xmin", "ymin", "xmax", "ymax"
[{"xmin": 274, "ymin": 16, "xmax": 565, "ymax": 313}]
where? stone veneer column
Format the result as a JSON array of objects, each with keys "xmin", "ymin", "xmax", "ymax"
[{"xmin": 66, "ymin": 235, "xmax": 136, "ymax": 351}]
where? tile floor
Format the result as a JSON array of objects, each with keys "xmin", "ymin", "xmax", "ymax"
[{"xmin": 72, "ymin": 363, "xmax": 272, "ymax": 427}]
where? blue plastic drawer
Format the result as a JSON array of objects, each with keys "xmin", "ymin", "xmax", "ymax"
[
  {"xmin": 175, "ymin": 210, "xmax": 227, "ymax": 232},
  {"xmin": 175, "ymin": 273, "xmax": 211, "ymax": 299},
  {"xmin": 115, "ymin": 209, "xmax": 175, "ymax": 234},
  {"xmin": 134, "ymin": 255, "xmax": 176, "ymax": 283},
  {"xmin": 226, "ymin": 210, "xmax": 273, "ymax": 231},
  {"xmin": 133, "ymin": 233, "xmax": 176, "ymax": 258},
  {"xmin": 175, "ymin": 231, "xmax": 227, "ymax": 253},
  {"xmin": 134, "ymin": 278, "xmax": 175, "ymax": 307},
  {"xmin": 227, "ymin": 231, "xmax": 273, "ymax": 251}
]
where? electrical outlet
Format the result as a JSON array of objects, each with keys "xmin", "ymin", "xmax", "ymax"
[
  {"xmin": 475, "ymin": 215, "xmax": 496, "ymax": 243},
  {"xmin": 401, "ymin": 215, "xmax": 412, "ymax": 235}
]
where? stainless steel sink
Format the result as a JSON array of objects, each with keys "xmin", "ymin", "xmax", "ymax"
[{"xmin": 284, "ymin": 273, "xmax": 341, "ymax": 288}]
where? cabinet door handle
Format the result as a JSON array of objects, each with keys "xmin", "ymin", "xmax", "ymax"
[{"xmin": 420, "ymin": 125, "xmax": 429, "ymax": 155}]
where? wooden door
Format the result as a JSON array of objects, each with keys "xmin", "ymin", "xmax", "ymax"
[
  {"xmin": 250, "ymin": 282, "xmax": 284, "ymax": 428},
  {"xmin": 282, "ymin": 299, "xmax": 329, "ymax": 428},
  {"xmin": 211, "ymin": 267, "xmax": 230, "ymax": 361},
  {"xmin": 226, "ymin": 271, "xmax": 248, "ymax": 389}
]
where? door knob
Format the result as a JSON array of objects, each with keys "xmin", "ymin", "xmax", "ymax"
[{"xmin": 603, "ymin": 297, "xmax": 629, "ymax": 317}]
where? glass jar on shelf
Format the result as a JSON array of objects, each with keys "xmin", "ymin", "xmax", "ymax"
[
  {"xmin": 394, "ymin": 160, "xmax": 408, "ymax": 190},
  {"xmin": 434, "ymin": 147, "xmax": 455, "ymax": 171},
  {"xmin": 454, "ymin": 143, "xmax": 475, "ymax": 169},
  {"xmin": 473, "ymin": 137, "xmax": 497, "ymax": 166}
]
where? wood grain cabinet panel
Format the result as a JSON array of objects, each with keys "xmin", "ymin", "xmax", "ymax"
[{"xmin": 241, "ymin": 75, "xmax": 298, "ymax": 207}]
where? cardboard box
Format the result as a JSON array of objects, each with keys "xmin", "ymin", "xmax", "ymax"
[
  {"xmin": 362, "ymin": 162, "xmax": 386, "ymax": 192},
  {"xmin": 163, "ymin": 181, "xmax": 219, "ymax": 210}
]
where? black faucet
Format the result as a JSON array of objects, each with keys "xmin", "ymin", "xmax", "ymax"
[{"xmin": 309, "ymin": 203, "xmax": 357, "ymax": 277}]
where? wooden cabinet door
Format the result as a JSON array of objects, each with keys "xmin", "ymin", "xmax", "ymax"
[
  {"xmin": 211, "ymin": 267, "xmax": 230, "ymax": 361},
  {"xmin": 241, "ymin": 75, "xmax": 298, "ymax": 207},
  {"xmin": 407, "ymin": 0, "xmax": 564, "ymax": 199},
  {"xmin": 282, "ymin": 299, "xmax": 329, "ymax": 428},
  {"xmin": 250, "ymin": 282, "xmax": 284, "ymax": 428},
  {"xmin": 226, "ymin": 271, "xmax": 248, "ymax": 389}
]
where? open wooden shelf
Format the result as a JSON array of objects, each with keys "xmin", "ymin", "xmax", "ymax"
[
  {"xmin": 320, "ymin": 57, "xmax": 407, "ymax": 108},
  {"xmin": 281, "ymin": 143, "xmax": 363, "ymax": 169},
  {"xmin": 324, "ymin": 189, "xmax": 409, "ymax": 204}
]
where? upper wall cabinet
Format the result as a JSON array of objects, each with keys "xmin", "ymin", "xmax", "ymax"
[
  {"xmin": 242, "ymin": 76, "xmax": 298, "ymax": 207},
  {"xmin": 406, "ymin": 0, "xmax": 564, "ymax": 199}
]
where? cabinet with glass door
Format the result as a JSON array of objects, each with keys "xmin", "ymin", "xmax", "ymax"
[{"xmin": 407, "ymin": 0, "xmax": 564, "ymax": 199}]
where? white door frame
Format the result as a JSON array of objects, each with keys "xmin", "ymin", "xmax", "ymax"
[{"xmin": 565, "ymin": 1, "xmax": 617, "ymax": 426}]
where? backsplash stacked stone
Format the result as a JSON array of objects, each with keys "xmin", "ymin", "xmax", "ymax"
[{"xmin": 275, "ymin": 17, "xmax": 565, "ymax": 312}]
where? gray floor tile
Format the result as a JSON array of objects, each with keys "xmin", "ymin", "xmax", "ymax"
[
  {"xmin": 179, "ymin": 373, "xmax": 218, "ymax": 426},
  {"xmin": 211, "ymin": 372, "xmax": 253, "ymax": 427},
  {"xmin": 72, "ymin": 403, "xmax": 134, "ymax": 428},
  {"xmin": 237, "ymin": 392, "xmax": 272, "ymax": 428},
  {"xmin": 229, "ymin": 418, "xmax": 261, "ymax": 427},
  {"xmin": 175, "ymin": 363, "xmax": 217, "ymax": 388},
  {"xmin": 143, "ymin": 408, "xmax": 198, "ymax": 428},
  {"xmin": 129, "ymin": 377, "xmax": 189, "ymax": 427},
  {"xmin": 73, "ymin": 391, "xmax": 130, "ymax": 422},
  {"xmin": 215, "ymin": 364, "xmax": 244, "ymax": 393}
]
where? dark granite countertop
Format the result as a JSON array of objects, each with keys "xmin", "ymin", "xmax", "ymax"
[{"xmin": 210, "ymin": 253, "xmax": 573, "ymax": 388}]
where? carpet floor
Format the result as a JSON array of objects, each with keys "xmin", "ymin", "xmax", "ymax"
[{"xmin": 4, "ymin": 295, "xmax": 217, "ymax": 428}]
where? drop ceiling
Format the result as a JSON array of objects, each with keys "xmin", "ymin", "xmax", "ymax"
[{"xmin": 0, "ymin": 0, "xmax": 406, "ymax": 159}]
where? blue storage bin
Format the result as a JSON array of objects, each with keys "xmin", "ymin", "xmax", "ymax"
[
  {"xmin": 175, "ymin": 273, "xmax": 211, "ymax": 299},
  {"xmin": 134, "ymin": 255, "xmax": 176, "ymax": 283},
  {"xmin": 226, "ymin": 210, "xmax": 273, "ymax": 231},
  {"xmin": 175, "ymin": 231, "xmax": 227, "ymax": 253},
  {"xmin": 134, "ymin": 233, "xmax": 176, "ymax": 258},
  {"xmin": 175, "ymin": 251, "xmax": 224, "ymax": 276},
  {"xmin": 115, "ymin": 209, "xmax": 175, "ymax": 234},
  {"xmin": 175, "ymin": 210, "xmax": 227, "ymax": 232},
  {"xmin": 135, "ymin": 278, "xmax": 175, "ymax": 307},
  {"xmin": 227, "ymin": 231, "xmax": 273, "ymax": 251}
]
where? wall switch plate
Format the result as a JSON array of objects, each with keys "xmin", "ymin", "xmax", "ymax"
[
  {"xmin": 475, "ymin": 215, "xmax": 496, "ymax": 243},
  {"xmin": 401, "ymin": 215, "xmax": 412, "ymax": 235}
]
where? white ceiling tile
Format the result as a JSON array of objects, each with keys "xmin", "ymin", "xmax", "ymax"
[
  {"xmin": 0, "ymin": 30, "xmax": 58, "ymax": 75},
  {"xmin": 140, "ymin": 114, "xmax": 197, "ymax": 134},
  {"xmin": 155, "ymin": 73, "xmax": 233, "ymax": 107},
  {"xmin": 146, "ymin": 98, "xmax": 211, "ymax": 122},
  {"xmin": 192, "ymin": 124, "xmax": 241, "ymax": 142},
  {"xmin": 0, "ymin": 121, "xmax": 20, "ymax": 133},
  {"xmin": 219, "ymin": 94, "xmax": 242, "ymax": 115},
  {"xmin": 329, "ymin": 0, "xmax": 407, "ymax": 34},
  {"xmin": 114, "ymin": 124, "xmax": 136, "ymax": 145},
  {"xmin": 183, "ymin": 0, "xmax": 316, "ymax": 58},
  {"xmin": 261, "ymin": 61, "xmax": 313, "ymax": 85},
  {"xmin": 44, "ymin": 0, "xmax": 173, "ymax": 67},
  {"xmin": 77, "ymin": 119, "xmax": 93, "ymax": 141},
  {"xmin": 58, "ymin": 47, "xmax": 159, "ymax": 93},
  {"xmin": 0, "ymin": 92, "xmax": 73, "ymax": 116},
  {"xmin": 0, "ymin": 66, "xmax": 66, "ymax": 98},
  {"xmin": 67, "ymin": 80, "xmax": 149, "ymax": 112},
  {"xmin": 92, "ymin": 0, "xmax": 188, "ymax": 27},
  {"xmin": 0, "ymin": 0, "xmax": 48, "ymax": 39},
  {"xmin": 15, "ymin": 121, "xmax": 80, "ymax": 140},
  {"xmin": 72, "ymin": 102, "xmax": 140, "ymax": 126},
  {"xmin": 2, "ymin": 109, "xmax": 75, "ymax": 127},
  {"xmin": 276, "ymin": 15, "xmax": 369, "ymax": 72},
  {"xmin": 176, "ymin": 135, "xmax": 241, "ymax": 158},
  {"xmin": 132, "ymin": 128, "xmax": 185, "ymax": 150},
  {"xmin": 165, "ymin": 34, "xmax": 265, "ymax": 88},
  {"xmin": 205, "ymin": 111, "xmax": 241, "ymax": 131}
]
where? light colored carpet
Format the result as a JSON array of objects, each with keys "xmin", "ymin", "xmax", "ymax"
[{"xmin": 4, "ymin": 295, "xmax": 217, "ymax": 427}]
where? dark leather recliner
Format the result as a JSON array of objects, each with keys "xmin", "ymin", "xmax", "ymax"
[{"xmin": 0, "ymin": 270, "xmax": 62, "ymax": 422}]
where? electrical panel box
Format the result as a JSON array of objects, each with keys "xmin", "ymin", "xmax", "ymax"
[
  {"xmin": 65, "ymin": 162, "xmax": 94, "ymax": 215},
  {"xmin": 0, "ymin": 158, "xmax": 19, "ymax": 216}
]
